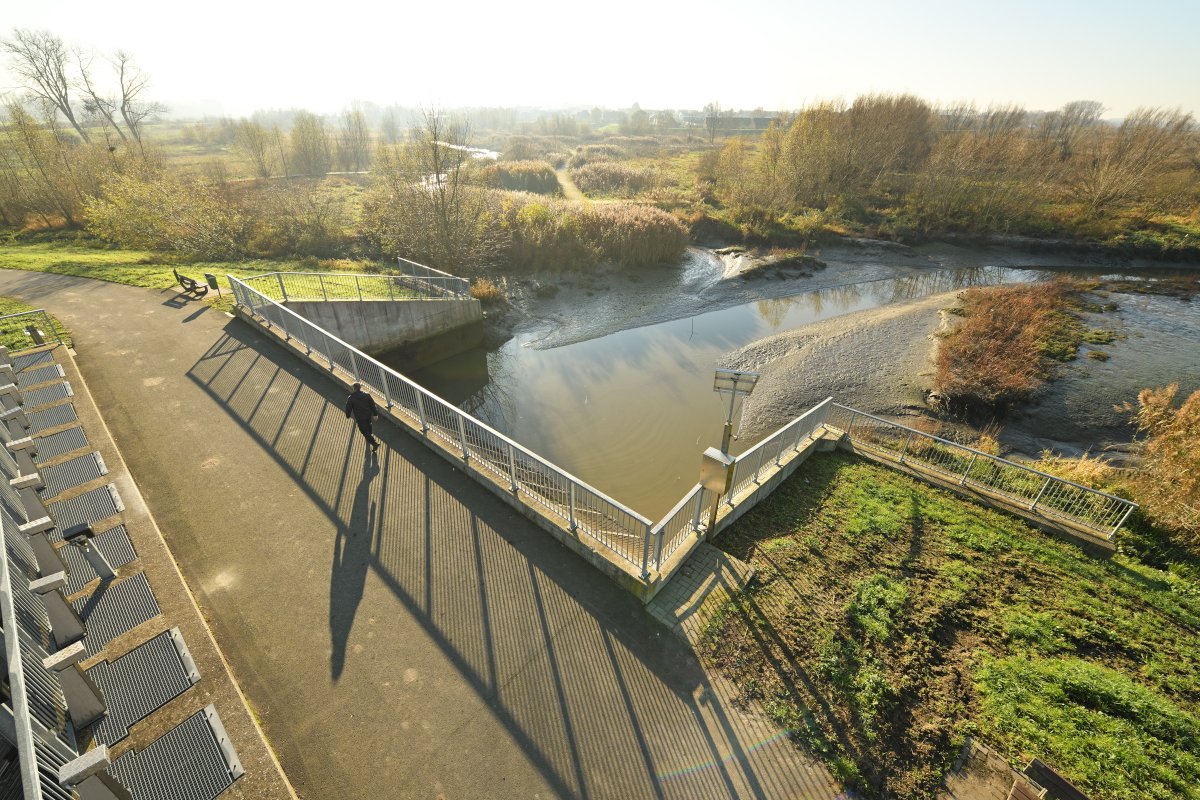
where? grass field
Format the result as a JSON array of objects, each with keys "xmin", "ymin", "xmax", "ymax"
[
  {"xmin": 701, "ymin": 452, "xmax": 1200, "ymax": 800},
  {"xmin": 0, "ymin": 295, "xmax": 70, "ymax": 349}
]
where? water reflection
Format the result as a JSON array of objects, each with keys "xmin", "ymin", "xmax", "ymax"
[{"xmin": 410, "ymin": 266, "xmax": 1050, "ymax": 518}]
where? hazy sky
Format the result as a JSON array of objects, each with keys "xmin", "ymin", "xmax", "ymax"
[{"xmin": 3, "ymin": 0, "xmax": 1197, "ymax": 118}]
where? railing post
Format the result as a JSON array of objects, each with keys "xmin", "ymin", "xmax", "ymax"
[
  {"xmin": 846, "ymin": 410, "xmax": 857, "ymax": 439},
  {"xmin": 319, "ymin": 273, "xmax": 328, "ymax": 301},
  {"xmin": 457, "ymin": 415, "xmax": 469, "ymax": 462},
  {"xmin": 898, "ymin": 430, "xmax": 913, "ymax": 463},
  {"xmin": 653, "ymin": 525, "xmax": 665, "ymax": 571},
  {"xmin": 380, "ymin": 365, "xmax": 392, "ymax": 408},
  {"xmin": 753, "ymin": 448, "xmax": 766, "ymax": 483},
  {"xmin": 350, "ymin": 351, "xmax": 361, "ymax": 381},
  {"xmin": 568, "ymin": 484, "xmax": 578, "ymax": 531},
  {"xmin": 415, "ymin": 391, "xmax": 429, "ymax": 433},
  {"xmin": 321, "ymin": 331, "xmax": 335, "ymax": 371},
  {"xmin": 692, "ymin": 489, "xmax": 705, "ymax": 532},
  {"xmin": 276, "ymin": 273, "xmax": 287, "ymax": 302},
  {"xmin": 355, "ymin": 275, "xmax": 363, "ymax": 302},
  {"xmin": 278, "ymin": 307, "xmax": 290, "ymax": 341},
  {"xmin": 43, "ymin": 311, "xmax": 62, "ymax": 345},
  {"xmin": 640, "ymin": 522, "xmax": 653, "ymax": 581},
  {"xmin": 1030, "ymin": 476, "xmax": 1052, "ymax": 512},
  {"xmin": 507, "ymin": 443, "xmax": 518, "ymax": 493},
  {"xmin": 1110, "ymin": 503, "xmax": 1135, "ymax": 540},
  {"xmin": 387, "ymin": 277, "xmax": 395, "ymax": 302},
  {"xmin": 959, "ymin": 452, "xmax": 977, "ymax": 486}
]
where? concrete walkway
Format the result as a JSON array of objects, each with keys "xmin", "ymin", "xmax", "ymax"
[{"xmin": 0, "ymin": 268, "xmax": 841, "ymax": 800}]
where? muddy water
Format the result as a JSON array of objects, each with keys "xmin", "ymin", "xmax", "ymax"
[{"xmin": 404, "ymin": 264, "xmax": 1056, "ymax": 520}]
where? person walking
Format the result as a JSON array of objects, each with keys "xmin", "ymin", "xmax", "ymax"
[{"xmin": 345, "ymin": 382, "xmax": 381, "ymax": 452}]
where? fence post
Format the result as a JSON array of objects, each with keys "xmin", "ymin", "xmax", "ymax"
[
  {"xmin": 846, "ymin": 410, "xmax": 857, "ymax": 439},
  {"xmin": 568, "ymin": 484, "xmax": 578, "ymax": 531},
  {"xmin": 456, "ymin": 415, "xmax": 469, "ymax": 462},
  {"xmin": 898, "ymin": 430, "xmax": 913, "ymax": 463},
  {"xmin": 355, "ymin": 275, "xmax": 363, "ymax": 302},
  {"xmin": 43, "ymin": 311, "xmax": 63, "ymax": 345},
  {"xmin": 350, "ymin": 351, "xmax": 361, "ymax": 381},
  {"xmin": 692, "ymin": 489, "xmax": 705, "ymax": 533},
  {"xmin": 1110, "ymin": 503, "xmax": 1135, "ymax": 540},
  {"xmin": 753, "ymin": 448, "xmax": 766, "ymax": 484},
  {"xmin": 640, "ymin": 522, "xmax": 653, "ymax": 581},
  {"xmin": 276, "ymin": 273, "xmax": 287, "ymax": 302},
  {"xmin": 278, "ymin": 307, "xmax": 290, "ymax": 341},
  {"xmin": 321, "ymin": 332, "xmax": 335, "ymax": 371},
  {"xmin": 319, "ymin": 274, "xmax": 328, "ymax": 301},
  {"xmin": 415, "ymin": 391, "xmax": 429, "ymax": 433},
  {"xmin": 959, "ymin": 452, "xmax": 977, "ymax": 486},
  {"xmin": 387, "ymin": 277, "xmax": 395, "ymax": 302},
  {"xmin": 507, "ymin": 444, "xmax": 518, "ymax": 493},
  {"xmin": 1030, "ymin": 476, "xmax": 1052, "ymax": 512},
  {"xmin": 380, "ymin": 365, "xmax": 392, "ymax": 408},
  {"xmin": 653, "ymin": 526, "xmax": 666, "ymax": 571}
]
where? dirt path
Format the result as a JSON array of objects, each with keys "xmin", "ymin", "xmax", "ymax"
[{"xmin": 555, "ymin": 166, "xmax": 586, "ymax": 201}]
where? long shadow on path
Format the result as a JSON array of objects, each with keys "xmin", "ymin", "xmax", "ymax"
[{"xmin": 186, "ymin": 320, "xmax": 841, "ymax": 800}]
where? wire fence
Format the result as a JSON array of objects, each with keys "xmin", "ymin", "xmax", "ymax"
[
  {"xmin": 229, "ymin": 275, "xmax": 658, "ymax": 577},
  {"xmin": 0, "ymin": 310, "xmax": 64, "ymax": 352},
  {"xmin": 824, "ymin": 404, "xmax": 1137, "ymax": 539}
]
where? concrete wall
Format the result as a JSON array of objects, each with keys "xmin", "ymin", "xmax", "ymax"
[{"xmin": 286, "ymin": 298, "xmax": 482, "ymax": 365}]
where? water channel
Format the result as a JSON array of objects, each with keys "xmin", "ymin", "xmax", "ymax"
[{"xmin": 399, "ymin": 255, "xmax": 1193, "ymax": 520}]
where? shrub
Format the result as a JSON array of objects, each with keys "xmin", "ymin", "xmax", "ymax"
[
  {"xmin": 1122, "ymin": 385, "xmax": 1200, "ymax": 548},
  {"xmin": 569, "ymin": 162, "xmax": 656, "ymax": 196},
  {"xmin": 567, "ymin": 144, "xmax": 627, "ymax": 169},
  {"xmin": 481, "ymin": 161, "xmax": 559, "ymax": 195},
  {"xmin": 469, "ymin": 277, "xmax": 506, "ymax": 304}
]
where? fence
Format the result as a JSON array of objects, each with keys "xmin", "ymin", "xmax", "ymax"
[
  {"xmin": 228, "ymin": 275, "xmax": 659, "ymax": 579},
  {"xmin": 824, "ymin": 404, "xmax": 1137, "ymax": 539},
  {"xmin": 0, "ymin": 309, "xmax": 63, "ymax": 351}
]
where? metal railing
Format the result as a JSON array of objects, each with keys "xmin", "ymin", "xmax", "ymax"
[
  {"xmin": 229, "ymin": 275, "xmax": 657, "ymax": 577},
  {"xmin": 0, "ymin": 310, "xmax": 63, "ymax": 351},
  {"xmin": 726, "ymin": 399, "xmax": 833, "ymax": 506},
  {"xmin": 825, "ymin": 404, "xmax": 1137, "ymax": 539},
  {"xmin": 396, "ymin": 257, "xmax": 471, "ymax": 297},
  {"xmin": 240, "ymin": 271, "xmax": 451, "ymax": 304}
]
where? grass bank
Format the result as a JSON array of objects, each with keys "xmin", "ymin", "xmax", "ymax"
[{"xmin": 701, "ymin": 452, "xmax": 1200, "ymax": 800}]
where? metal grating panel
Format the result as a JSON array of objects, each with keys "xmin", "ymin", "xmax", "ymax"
[
  {"xmin": 17, "ymin": 636, "xmax": 70, "ymax": 747},
  {"xmin": 15, "ymin": 364, "xmax": 65, "ymax": 388},
  {"xmin": 87, "ymin": 629, "xmax": 197, "ymax": 745},
  {"xmin": 0, "ymin": 761, "xmax": 21, "ymax": 800},
  {"xmin": 27, "ymin": 403, "xmax": 77, "ymax": 435},
  {"xmin": 108, "ymin": 706, "xmax": 239, "ymax": 800},
  {"xmin": 32, "ymin": 427, "xmax": 89, "ymax": 464},
  {"xmin": 40, "ymin": 452, "xmax": 107, "ymax": 498},
  {"xmin": 11, "ymin": 351, "xmax": 54, "ymax": 373},
  {"xmin": 46, "ymin": 483, "xmax": 122, "ymax": 539},
  {"xmin": 60, "ymin": 525, "xmax": 137, "ymax": 596},
  {"xmin": 19, "ymin": 382, "xmax": 72, "ymax": 410},
  {"xmin": 71, "ymin": 572, "xmax": 160, "ymax": 656},
  {"xmin": 34, "ymin": 738, "xmax": 75, "ymax": 800}
]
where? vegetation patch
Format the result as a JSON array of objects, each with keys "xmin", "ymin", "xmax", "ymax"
[
  {"xmin": 701, "ymin": 452, "xmax": 1200, "ymax": 800},
  {"xmin": 0, "ymin": 295, "xmax": 70, "ymax": 349}
]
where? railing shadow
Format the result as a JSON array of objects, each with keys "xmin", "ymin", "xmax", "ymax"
[{"xmin": 186, "ymin": 320, "xmax": 841, "ymax": 800}]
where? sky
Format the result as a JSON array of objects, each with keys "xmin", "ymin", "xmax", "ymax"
[{"xmin": 2, "ymin": 0, "xmax": 1198, "ymax": 119}]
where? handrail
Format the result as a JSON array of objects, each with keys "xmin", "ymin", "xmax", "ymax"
[
  {"xmin": 229, "ymin": 275, "xmax": 654, "ymax": 574},
  {"xmin": 826, "ymin": 403, "xmax": 1138, "ymax": 538}
]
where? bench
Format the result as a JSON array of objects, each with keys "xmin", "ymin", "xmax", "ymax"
[{"xmin": 173, "ymin": 268, "xmax": 209, "ymax": 297}]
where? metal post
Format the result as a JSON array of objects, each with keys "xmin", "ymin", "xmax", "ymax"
[
  {"xmin": 898, "ymin": 430, "xmax": 913, "ymax": 463},
  {"xmin": 846, "ymin": 410, "xmax": 857, "ymax": 439},
  {"xmin": 380, "ymin": 365, "xmax": 392, "ymax": 408},
  {"xmin": 350, "ymin": 351, "xmax": 361, "ymax": 381},
  {"xmin": 387, "ymin": 277, "xmax": 395, "ymax": 302},
  {"xmin": 959, "ymin": 452, "xmax": 977, "ymax": 486},
  {"xmin": 457, "ymin": 415, "xmax": 469, "ymax": 462},
  {"xmin": 322, "ymin": 332, "xmax": 335, "ymax": 371},
  {"xmin": 692, "ymin": 489, "xmax": 705, "ymax": 532},
  {"xmin": 278, "ymin": 307, "xmax": 290, "ymax": 341},
  {"xmin": 355, "ymin": 275, "xmax": 363, "ymax": 302},
  {"xmin": 720, "ymin": 387, "xmax": 738, "ymax": 453},
  {"xmin": 568, "ymin": 484, "xmax": 577, "ymax": 531},
  {"xmin": 319, "ymin": 273, "xmax": 328, "ymax": 301},
  {"xmin": 507, "ymin": 444, "xmax": 518, "ymax": 493},
  {"xmin": 640, "ymin": 522, "xmax": 653, "ymax": 581},
  {"xmin": 1110, "ymin": 503, "xmax": 1136, "ymax": 540},
  {"xmin": 276, "ymin": 273, "xmax": 287, "ymax": 302},
  {"xmin": 43, "ymin": 311, "xmax": 63, "ymax": 345},
  {"xmin": 753, "ymin": 448, "xmax": 766, "ymax": 483},
  {"xmin": 653, "ymin": 526, "xmax": 665, "ymax": 571},
  {"xmin": 1030, "ymin": 476, "xmax": 1052, "ymax": 511},
  {"xmin": 415, "ymin": 392, "xmax": 429, "ymax": 433}
]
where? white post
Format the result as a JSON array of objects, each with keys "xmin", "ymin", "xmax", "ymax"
[
  {"xmin": 43, "ymin": 642, "xmax": 107, "ymax": 729},
  {"xmin": 30, "ymin": 572, "xmax": 86, "ymax": 644},
  {"xmin": 1030, "ymin": 476, "xmax": 1052, "ymax": 511}
]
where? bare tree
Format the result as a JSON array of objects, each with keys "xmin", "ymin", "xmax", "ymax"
[
  {"xmin": 2, "ymin": 29, "xmax": 90, "ymax": 141},
  {"xmin": 73, "ymin": 48, "xmax": 126, "ymax": 142},
  {"xmin": 1074, "ymin": 107, "xmax": 1195, "ymax": 215},
  {"xmin": 115, "ymin": 51, "xmax": 164, "ymax": 156},
  {"xmin": 234, "ymin": 119, "xmax": 276, "ymax": 178},
  {"xmin": 336, "ymin": 108, "xmax": 372, "ymax": 172},
  {"xmin": 1038, "ymin": 100, "xmax": 1103, "ymax": 161}
]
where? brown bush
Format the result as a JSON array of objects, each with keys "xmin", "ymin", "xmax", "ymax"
[
  {"xmin": 481, "ymin": 161, "xmax": 559, "ymax": 195},
  {"xmin": 934, "ymin": 282, "xmax": 1084, "ymax": 410},
  {"xmin": 1123, "ymin": 384, "xmax": 1200, "ymax": 546},
  {"xmin": 569, "ymin": 162, "xmax": 656, "ymax": 196},
  {"xmin": 470, "ymin": 277, "xmax": 506, "ymax": 304},
  {"xmin": 567, "ymin": 144, "xmax": 627, "ymax": 169}
]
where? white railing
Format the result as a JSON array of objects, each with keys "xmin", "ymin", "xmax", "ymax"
[
  {"xmin": 396, "ymin": 257, "xmax": 471, "ymax": 298},
  {"xmin": 825, "ymin": 404, "xmax": 1137, "ymax": 539},
  {"xmin": 229, "ymin": 275, "xmax": 657, "ymax": 577},
  {"xmin": 726, "ymin": 399, "xmax": 833, "ymax": 506},
  {"xmin": 240, "ymin": 270, "xmax": 464, "ymax": 304}
]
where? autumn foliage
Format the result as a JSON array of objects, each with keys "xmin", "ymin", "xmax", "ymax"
[{"xmin": 1124, "ymin": 385, "xmax": 1200, "ymax": 547}]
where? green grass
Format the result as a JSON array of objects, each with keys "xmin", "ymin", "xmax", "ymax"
[
  {"xmin": 0, "ymin": 296, "xmax": 71, "ymax": 349},
  {"xmin": 700, "ymin": 452, "xmax": 1200, "ymax": 800}
]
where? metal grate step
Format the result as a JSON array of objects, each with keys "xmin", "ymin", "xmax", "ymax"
[
  {"xmin": 46, "ymin": 483, "xmax": 123, "ymax": 539},
  {"xmin": 107, "ymin": 705, "xmax": 242, "ymax": 800},
  {"xmin": 71, "ymin": 572, "xmax": 160, "ymax": 656},
  {"xmin": 20, "ymin": 381, "xmax": 72, "ymax": 410},
  {"xmin": 33, "ymin": 427, "xmax": 89, "ymax": 464},
  {"xmin": 27, "ymin": 403, "xmax": 77, "ymax": 435},
  {"xmin": 12, "ymin": 350, "xmax": 54, "ymax": 373},
  {"xmin": 87, "ymin": 628, "xmax": 199, "ymax": 745},
  {"xmin": 60, "ymin": 524, "xmax": 138, "ymax": 596},
  {"xmin": 40, "ymin": 452, "xmax": 107, "ymax": 498},
  {"xmin": 15, "ymin": 363, "xmax": 65, "ymax": 388}
]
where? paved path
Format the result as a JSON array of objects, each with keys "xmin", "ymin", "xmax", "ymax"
[{"xmin": 0, "ymin": 268, "xmax": 841, "ymax": 800}]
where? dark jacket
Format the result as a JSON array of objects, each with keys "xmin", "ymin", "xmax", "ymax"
[{"xmin": 345, "ymin": 389, "xmax": 377, "ymax": 422}]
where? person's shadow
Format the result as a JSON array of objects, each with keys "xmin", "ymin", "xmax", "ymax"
[{"xmin": 329, "ymin": 450, "xmax": 378, "ymax": 681}]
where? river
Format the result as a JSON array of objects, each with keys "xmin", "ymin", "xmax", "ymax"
[{"xmin": 399, "ymin": 246, "xmax": 1198, "ymax": 520}]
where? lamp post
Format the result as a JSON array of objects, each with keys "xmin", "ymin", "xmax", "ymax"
[{"xmin": 701, "ymin": 368, "xmax": 760, "ymax": 534}]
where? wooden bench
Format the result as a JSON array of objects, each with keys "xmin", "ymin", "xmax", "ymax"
[{"xmin": 173, "ymin": 268, "xmax": 209, "ymax": 297}]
